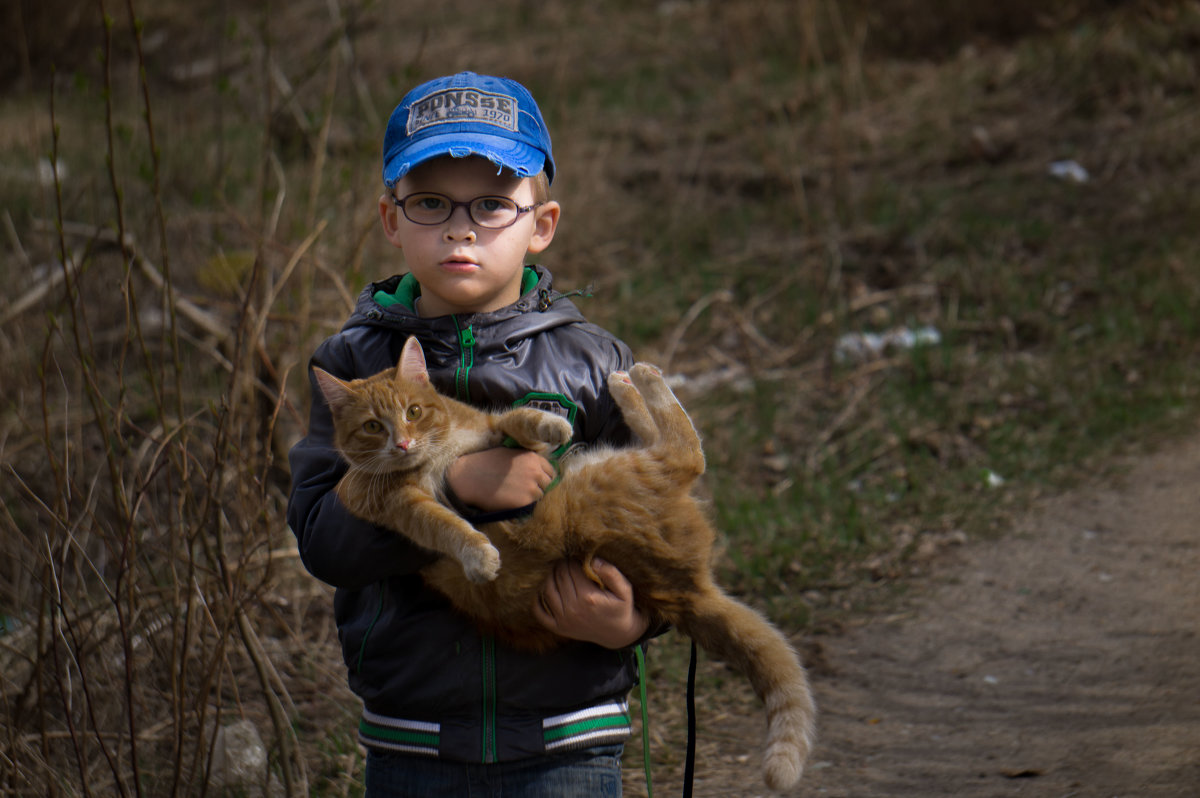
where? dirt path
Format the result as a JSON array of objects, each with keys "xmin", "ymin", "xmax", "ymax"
[{"xmin": 666, "ymin": 427, "xmax": 1200, "ymax": 797}]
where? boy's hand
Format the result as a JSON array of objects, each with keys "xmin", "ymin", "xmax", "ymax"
[
  {"xmin": 447, "ymin": 448, "xmax": 555, "ymax": 511},
  {"xmin": 533, "ymin": 559, "xmax": 650, "ymax": 649}
]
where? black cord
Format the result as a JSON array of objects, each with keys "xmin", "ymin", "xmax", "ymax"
[{"xmin": 682, "ymin": 639, "xmax": 698, "ymax": 798}]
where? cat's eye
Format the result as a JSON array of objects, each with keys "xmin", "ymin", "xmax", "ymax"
[
  {"xmin": 363, "ymin": 420, "xmax": 383, "ymax": 434},
  {"xmin": 406, "ymin": 406, "xmax": 422, "ymax": 421}
]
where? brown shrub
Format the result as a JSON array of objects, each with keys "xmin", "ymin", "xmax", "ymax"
[{"xmin": 2, "ymin": 0, "xmax": 102, "ymax": 88}]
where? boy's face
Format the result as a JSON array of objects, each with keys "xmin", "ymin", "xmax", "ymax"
[{"xmin": 379, "ymin": 156, "xmax": 559, "ymax": 317}]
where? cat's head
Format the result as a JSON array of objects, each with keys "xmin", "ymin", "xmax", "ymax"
[{"xmin": 313, "ymin": 337, "xmax": 449, "ymax": 474}]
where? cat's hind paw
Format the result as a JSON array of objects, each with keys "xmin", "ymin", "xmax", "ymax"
[
  {"xmin": 460, "ymin": 542, "xmax": 502, "ymax": 583},
  {"xmin": 628, "ymin": 363, "xmax": 672, "ymax": 406},
  {"xmin": 608, "ymin": 370, "xmax": 656, "ymax": 444}
]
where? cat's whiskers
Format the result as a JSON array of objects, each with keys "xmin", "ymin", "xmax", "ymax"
[
  {"xmin": 364, "ymin": 469, "xmax": 394, "ymax": 505},
  {"xmin": 424, "ymin": 428, "xmax": 451, "ymax": 455}
]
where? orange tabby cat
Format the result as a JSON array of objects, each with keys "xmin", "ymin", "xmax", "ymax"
[{"xmin": 314, "ymin": 336, "xmax": 816, "ymax": 792}]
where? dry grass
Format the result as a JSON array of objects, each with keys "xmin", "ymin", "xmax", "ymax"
[{"xmin": 2, "ymin": 0, "xmax": 1198, "ymax": 795}]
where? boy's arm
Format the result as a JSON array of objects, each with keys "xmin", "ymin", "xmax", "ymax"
[
  {"xmin": 445, "ymin": 448, "xmax": 556, "ymax": 512},
  {"xmin": 287, "ymin": 342, "xmax": 436, "ymax": 589}
]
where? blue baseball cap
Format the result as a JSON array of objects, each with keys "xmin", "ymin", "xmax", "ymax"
[{"xmin": 382, "ymin": 72, "xmax": 555, "ymax": 188}]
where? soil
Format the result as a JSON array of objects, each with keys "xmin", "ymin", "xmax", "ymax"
[{"xmin": 653, "ymin": 427, "xmax": 1200, "ymax": 797}]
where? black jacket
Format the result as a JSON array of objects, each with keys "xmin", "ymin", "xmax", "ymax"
[{"xmin": 287, "ymin": 266, "xmax": 640, "ymax": 763}]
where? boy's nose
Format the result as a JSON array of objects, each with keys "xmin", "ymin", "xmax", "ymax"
[{"xmin": 443, "ymin": 206, "xmax": 477, "ymax": 242}]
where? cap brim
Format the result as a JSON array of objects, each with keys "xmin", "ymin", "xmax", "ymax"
[{"xmin": 383, "ymin": 130, "xmax": 548, "ymax": 187}]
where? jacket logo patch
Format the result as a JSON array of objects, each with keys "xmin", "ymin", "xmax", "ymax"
[
  {"xmin": 407, "ymin": 89, "xmax": 518, "ymax": 134},
  {"xmin": 513, "ymin": 392, "xmax": 577, "ymax": 424}
]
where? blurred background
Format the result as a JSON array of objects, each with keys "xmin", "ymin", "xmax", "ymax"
[{"xmin": 1, "ymin": 1, "xmax": 1197, "ymax": 794}]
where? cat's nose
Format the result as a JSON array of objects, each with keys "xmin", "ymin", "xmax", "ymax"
[{"xmin": 396, "ymin": 438, "xmax": 413, "ymax": 451}]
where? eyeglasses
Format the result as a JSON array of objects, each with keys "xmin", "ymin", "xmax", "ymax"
[{"xmin": 391, "ymin": 192, "xmax": 544, "ymax": 229}]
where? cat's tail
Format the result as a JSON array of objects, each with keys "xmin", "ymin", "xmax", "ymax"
[{"xmin": 676, "ymin": 588, "xmax": 816, "ymax": 792}]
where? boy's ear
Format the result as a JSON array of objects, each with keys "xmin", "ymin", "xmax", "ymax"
[
  {"xmin": 379, "ymin": 193, "xmax": 404, "ymax": 249},
  {"xmin": 526, "ymin": 200, "xmax": 560, "ymax": 255}
]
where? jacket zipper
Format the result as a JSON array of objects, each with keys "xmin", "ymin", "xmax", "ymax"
[
  {"xmin": 447, "ymin": 318, "xmax": 497, "ymax": 760},
  {"xmin": 452, "ymin": 319, "xmax": 498, "ymax": 761},
  {"xmin": 454, "ymin": 320, "xmax": 475, "ymax": 401}
]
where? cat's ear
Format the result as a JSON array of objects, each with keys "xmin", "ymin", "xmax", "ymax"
[
  {"xmin": 313, "ymin": 367, "xmax": 351, "ymax": 410},
  {"xmin": 397, "ymin": 336, "xmax": 430, "ymax": 384}
]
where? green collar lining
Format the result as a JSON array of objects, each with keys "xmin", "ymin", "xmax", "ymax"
[{"xmin": 373, "ymin": 267, "xmax": 540, "ymax": 312}]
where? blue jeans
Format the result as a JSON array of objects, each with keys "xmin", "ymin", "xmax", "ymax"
[{"xmin": 364, "ymin": 744, "xmax": 624, "ymax": 797}]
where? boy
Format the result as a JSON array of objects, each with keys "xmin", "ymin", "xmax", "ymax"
[{"xmin": 287, "ymin": 72, "xmax": 651, "ymax": 797}]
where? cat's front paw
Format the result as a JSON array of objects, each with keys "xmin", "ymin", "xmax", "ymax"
[
  {"xmin": 460, "ymin": 542, "xmax": 502, "ymax": 583},
  {"xmin": 537, "ymin": 414, "xmax": 574, "ymax": 451},
  {"xmin": 501, "ymin": 408, "xmax": 573, "ymax": 454}
]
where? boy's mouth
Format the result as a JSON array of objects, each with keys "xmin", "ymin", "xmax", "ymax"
[{"xmin": 440, "ymin": 256, "xmax": 480, "ymax": 273}]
